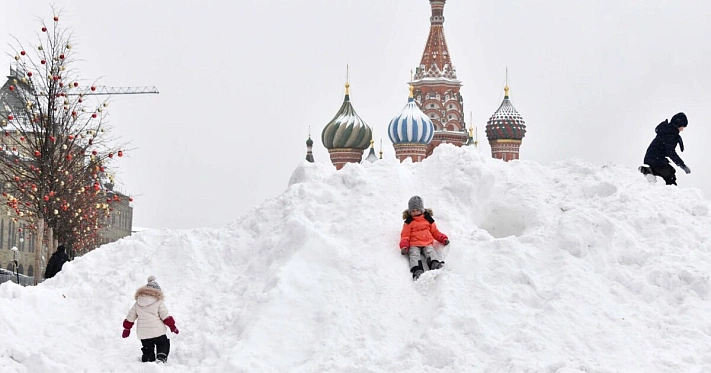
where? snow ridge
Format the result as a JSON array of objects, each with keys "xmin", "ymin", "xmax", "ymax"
[{"xmin": 2, "ymin": 145, "xmax": 710, "ymax": 372}]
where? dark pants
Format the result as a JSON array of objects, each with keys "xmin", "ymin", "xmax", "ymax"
[
  {"xmin": 141, "ymin": 334, "xmax": 170, "ymax": 362},
  {"xmin": 650, "ymin": 164, "xmax": 677, "ymax": 185}
]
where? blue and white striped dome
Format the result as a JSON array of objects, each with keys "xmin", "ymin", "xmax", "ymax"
[{"xmin": 388, "ymin": 93, "xmax": 434, "ymax": 145}]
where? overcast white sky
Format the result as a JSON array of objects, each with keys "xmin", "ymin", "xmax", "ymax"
[{"xmin": 2, "ymin": 0, "xmax": 709, "ymax": 229}]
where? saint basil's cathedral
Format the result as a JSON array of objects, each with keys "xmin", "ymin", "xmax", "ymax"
[{"xmin": 312, "ymin": 0, "xmax": 527, "ymax": 170}]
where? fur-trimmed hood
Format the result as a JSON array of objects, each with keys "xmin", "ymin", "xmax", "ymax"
[
  {"xmin": 402, "ymin": 208, "xmax": 433, "ymax": 220},
  {"xmin": 135, "ymin": 286, "xmax": 163, "ymax": 307}
]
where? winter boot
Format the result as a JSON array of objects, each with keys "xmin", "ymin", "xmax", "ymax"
[
  {"xmin": 140, "ymin": 347, "xmax": 156, "ymax": 362},
  {"xmin": 429, "ymin": 260, "xmax": 443, "ymax": 270},
  {"xmin": 156, "ymin": 353, "xmax": 168, "ymax": 363},
  {"xmin": 411, "ymin": 263, "xmax": 424, "ymax": 281}
]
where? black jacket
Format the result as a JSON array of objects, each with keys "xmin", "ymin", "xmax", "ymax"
[
  {"xmin": 44, "ymin": 251, "xmax": 70, "ymax": 279},
  {"xmin": 643, "ymin": 120, "xmax": 686, "ymax": 167}
]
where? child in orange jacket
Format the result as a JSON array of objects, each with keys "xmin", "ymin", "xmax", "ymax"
[{"xmin": 399, "ymin": 196, "xmax": 449, "ymax": 280}]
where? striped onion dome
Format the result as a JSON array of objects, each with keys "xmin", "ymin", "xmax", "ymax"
[
  {"xmin": 321, "ymin": 83, "xmax": 372, "ymax": 150},
  {"xmin": 388, "ymin": 86, "xmax": 434, "ymax": 144},
  {"xmin": 486, "ymin": 86, "xmax": 526, "ymax": 141}
]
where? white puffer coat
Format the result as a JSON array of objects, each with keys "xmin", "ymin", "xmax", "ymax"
[{"xmin": 125, "ymin": 287, "xmax": 170, "ymax": 340}]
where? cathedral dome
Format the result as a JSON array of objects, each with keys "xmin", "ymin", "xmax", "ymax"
[
  {"xmin": 486, "ymin": 86, "xmax": 526, "ymax": 141},
  {"xmin": 321, "ymin": 83, "xmax": 372, "ymax": 150},
  {"xmin": 388, "ymin": 87, "xmax": 434, "ymax": 145}
]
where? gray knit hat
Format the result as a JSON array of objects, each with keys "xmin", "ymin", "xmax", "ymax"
[
  {"xmin": 408, "ymin": 195, "xmax": 424, "ymax": 213},
  {"xmin": 146, "ymin": 275, "xmax": 161, "ymax": 291}
]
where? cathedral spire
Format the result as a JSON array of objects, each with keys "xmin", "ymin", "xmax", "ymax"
[
  {"xmin": 345, "ymin": 64, "xmax": 350, "ymax": 98},
  {"xmin": 415, "ymin": 0, "xmax": 456, "ymax": 81},
  {"xmin": 411, "ymin": 0, "xmax": 467, "ymax": 155},
  {"xmin": 429, "ymin": 0, "xmax": 445, "ymax": 25}
]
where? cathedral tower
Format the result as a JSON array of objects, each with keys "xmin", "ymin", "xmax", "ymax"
[
  {"xmin": 321, "ymin": 82, "xmax": 373, "ymax": 170},
  {"xmin": 411, "ymin": 0, "xmax": 468, "ymax": 156},
  {"xmin": 485, "ymin": 82, "xmax": 526, "ymax": 161},
  {"xmin": 388, "ymin": 86, "xmax": 435, "ymax": 162}
]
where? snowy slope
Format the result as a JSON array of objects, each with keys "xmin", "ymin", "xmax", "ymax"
[{"xmin": 1, "ymin": 145, "xmax": 710, "ymax": 373}]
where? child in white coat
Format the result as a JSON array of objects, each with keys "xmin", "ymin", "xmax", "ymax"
[{"xmin": 121, "ymin": 276, "xmax": 180, "ymax": 363}]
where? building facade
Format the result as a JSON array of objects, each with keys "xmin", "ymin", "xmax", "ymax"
[
  {"xmin": 0, "ymin": 67, "xmax": 134, "ymax": 270},
  {"xmin": 96, "ymin": 184, "xmax": 133, "ymax": 248},
  {"xmin": 0, "ymin": 199, "xmax": 43, "ymax": 281}
]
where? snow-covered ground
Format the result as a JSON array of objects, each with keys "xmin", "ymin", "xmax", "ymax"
[{"xmin": 1, "ymin": 145, "xmax": 710, "ymax": 373}]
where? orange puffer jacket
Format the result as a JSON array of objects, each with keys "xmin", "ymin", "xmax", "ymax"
[{"xmin": 399, "ymin": 209, "xmax": 448, "ymax": 249}]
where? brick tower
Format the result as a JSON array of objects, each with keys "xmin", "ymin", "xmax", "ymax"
[{"xmin": 411, "ymin": 0, "xmax": 468, "ymax": 156}]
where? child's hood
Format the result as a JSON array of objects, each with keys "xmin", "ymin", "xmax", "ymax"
[
  {"xmin": 134, "ymin": 286, "xmax": 163, "ymax": 307},
  {"xmin": 402, "ymin": 208, "xmax": 434, "ymax": 220}
]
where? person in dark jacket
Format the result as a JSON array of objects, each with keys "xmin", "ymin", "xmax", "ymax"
[
  {"xmin": 640, "ymin": 112, "xmax": 691, "ymax": 185},
  {"xmin": 44, "ymin": 245, "xmax": 70, "ymax": 279}
]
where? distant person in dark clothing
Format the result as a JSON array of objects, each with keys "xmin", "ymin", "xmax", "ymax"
[
  {"xmin": 44, "ymin": 245, "xmax": 70, "ymax": 279},
  {"xmin": 640, "ymin": 112, "xmax": 691, "ymax": 185}
]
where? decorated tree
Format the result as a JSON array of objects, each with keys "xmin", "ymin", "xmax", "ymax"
[{"xmin": 0, "ymin": 12, "xmax": 129, "ymax": 255}]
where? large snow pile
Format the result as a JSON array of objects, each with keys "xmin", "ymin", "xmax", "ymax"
[{"xmin": 1, "ymin": 145, "xmax": 710, "ymax": 373}]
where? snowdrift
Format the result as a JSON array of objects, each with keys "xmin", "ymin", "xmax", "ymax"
[{"xmin": 1, "ymin": 145, "xmax": 710, "ymax": 373}]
